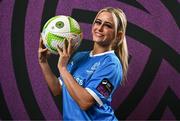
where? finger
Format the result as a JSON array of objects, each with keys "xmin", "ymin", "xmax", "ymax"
[
  {"xmin": 72, "ymin": 35, "xmax": 80, "ymax": 50},
  {"xmin": 39, "ymin": 37, "xmax": 46, "ymax": 49},
  {"xmin": 57, "ymin": 45, "xmax": 63, "ymax": 55},
  {"xmin": 63, "ymin": 38, "xmax": 68, "ymax": 54},
  {"xmin": 42, "ymin": 48, "xmax": 48, "ymax": 52},
  {"xmin": 46, "ymin": 50, "xmax": 52, "ymax": 58},
  {"xmin": 40, "ymin": 34, "xmax": 42, "ymax": 39},
  {"xmin": 39, "ymin": 37, "xmax": 43, "ymax": 48},
  {"xmin": 47, "ymin": 50, "xmax": 51, "ymax": 55},
  {"xmin": 73, "ymin": 42, "xmax": 78, "ymax": 49},
  {"xmin": 68, "ymin": 38, "xmax": 73, "ymax": 54},
  {"xmin": 39, "ymin": 48, "xmax": 48, "ymax": 53}
]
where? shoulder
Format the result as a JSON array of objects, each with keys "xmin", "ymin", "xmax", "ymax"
[
  {"xmin": 101, "ymin": 53, "xmax": 123, "ymax": 79},
  {"xmin": 102, "ymin": 53, "xmax": 121, "ymax": 67},
  {"xmin": 92, "ymin": 53, "xmax": 122, "ymax": 77}
]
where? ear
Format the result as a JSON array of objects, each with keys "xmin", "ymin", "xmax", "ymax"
[{"xmin": 116, "ymin": 31, "xmax": 123, "ymax": 41}]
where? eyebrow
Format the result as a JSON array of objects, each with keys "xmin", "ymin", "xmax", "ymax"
[{"xmin": 96, "ymin": 19, "xmax": 113, "ymax": 25}]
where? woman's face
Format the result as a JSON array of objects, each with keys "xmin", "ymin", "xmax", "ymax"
[{"xmin": 92, "ymin": 11, "xmax": 116, "ymax": 46}]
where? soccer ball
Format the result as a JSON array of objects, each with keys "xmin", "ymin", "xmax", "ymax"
[{"xmin": 41, "ymin": 15, "xmax": 82, "ymax": 54}]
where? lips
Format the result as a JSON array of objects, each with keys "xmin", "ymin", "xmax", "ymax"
[{"xmin": 95, "ymin": 32, "xmax": 104, "ymax": 37}]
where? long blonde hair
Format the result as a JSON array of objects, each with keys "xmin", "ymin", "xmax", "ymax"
[{"xmin": 94, "ymin": 7, "xmax": 128, "ymax": 84}]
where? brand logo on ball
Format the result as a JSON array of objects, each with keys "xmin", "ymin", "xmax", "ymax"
[{"xmin": 55, "ymin": 21, "xmax": 64, "ymax": 29}]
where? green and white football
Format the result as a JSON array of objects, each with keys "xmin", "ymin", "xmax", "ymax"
[{"xmin": 41, "ymin": 15, "xmax": 82, "ymax": 54}]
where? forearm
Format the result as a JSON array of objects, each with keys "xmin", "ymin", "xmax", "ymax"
[
  {"xmin": 40, "ymin": 62, "xmax": 61, "ymax": 96},
  {"xmin": 59, "ymin": 67, "xmax": 95, "ymax": 110}
]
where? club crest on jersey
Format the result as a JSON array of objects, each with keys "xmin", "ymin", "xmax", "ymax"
[
  {"xmin": 96, "ymin": 78, "xmax": 114, "ymax": 98},
  {"xmin": 86, "ymin": 62, "xmax": 100, "ymax": 75}
]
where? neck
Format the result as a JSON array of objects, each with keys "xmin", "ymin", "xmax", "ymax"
[{"xmin": 92, "ymin": 43, "xmax": 112, "ymax": 55}]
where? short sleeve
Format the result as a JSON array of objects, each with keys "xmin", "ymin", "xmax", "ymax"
[
  {"xmin": 85, "ymin": 58, "xmax": 122, "ymax": 106},
  {"xmin": 58, "ymin": 76, "xmax": 63, "ymax": 86}
]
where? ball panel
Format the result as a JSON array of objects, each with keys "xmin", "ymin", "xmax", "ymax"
[
  {"xmin": 68, "ymin": 17, "xmax": 81, "ymax": 34},
  {"xmin": 46, "ymin": 16, "xmax": 70, "ymax": 33},
  {"xmin": 43, "ymin": 16, "xmax": 59, "ymax": 30},
  {"xmin": 46, "ymin": 32, "xmax": 64, "ymax": 53}
]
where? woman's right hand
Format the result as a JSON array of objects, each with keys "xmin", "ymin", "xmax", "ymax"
[{"xmin": 38, "ymin": 37, "xmax": 51, "ymax": 64}]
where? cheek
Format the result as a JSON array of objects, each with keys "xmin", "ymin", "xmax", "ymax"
[
  {"xmin": 107, "ymin": 31, "xmax": 115, "ymax": 39},
  {"xmin": 91, "ymin": 25, "xmax": 95, "ymax": 34}
]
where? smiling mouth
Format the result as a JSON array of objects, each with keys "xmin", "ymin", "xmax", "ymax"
[{"xmin": 95, "ymin": 32, "xmax": 104, "ymax": 37}]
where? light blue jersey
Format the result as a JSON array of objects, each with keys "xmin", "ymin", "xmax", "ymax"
[{"xmin": 59, "ymin": 50, "xmax": 122, "ymax": 120}]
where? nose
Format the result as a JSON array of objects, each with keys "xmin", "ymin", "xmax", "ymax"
[{"xmin": 97, "ymin": 24, "xmax": 103, "ymax": 32}]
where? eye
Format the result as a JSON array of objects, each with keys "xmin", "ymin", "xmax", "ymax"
[
  {"xmin": 55, "ymin": 21, "xmax": 64, "ymax": 29},
  {"xmin": 104, "ymin": 24, "xmax": 113, "ymax": 28},
  {"xmin": 94, "ymin": 20, "xmax": 101, "ymax": 25}
]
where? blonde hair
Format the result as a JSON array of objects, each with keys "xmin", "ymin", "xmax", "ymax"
[{"xmin": 94, "ymin": 7, "xmax": 128, "ymax": 84}]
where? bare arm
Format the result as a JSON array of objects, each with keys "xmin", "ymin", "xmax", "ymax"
[
  {"xmin": 60, "ymin": 67, "xmax": 95, "ymax": 110},
  {"xmin": 38, "ymin": 37, "xmax": 61, "ymax": 96},
  {"xmin": 57, "ymin": 39, "xmax": 95, "ymax": 110}
]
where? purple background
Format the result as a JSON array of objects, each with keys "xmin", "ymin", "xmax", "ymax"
[{"xmin": 0, "ymin": 0, "xmax": 179, "ymax": 120}]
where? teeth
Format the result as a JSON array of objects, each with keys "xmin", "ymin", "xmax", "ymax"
[{"xmin": 95, "ymin": 33, "xmax": 103, "ymax": 36}]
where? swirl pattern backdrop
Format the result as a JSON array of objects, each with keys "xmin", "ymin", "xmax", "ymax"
[{"xmin": 0, "ymin": 0, "xmax": 179, "ymax": 120}]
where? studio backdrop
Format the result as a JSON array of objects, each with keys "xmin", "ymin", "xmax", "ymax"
[{"xmin": 0, "ymin": 0, "xmax": 179, "ymax": 120}]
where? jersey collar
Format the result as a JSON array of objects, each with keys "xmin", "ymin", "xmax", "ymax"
[{"xmin": 89, "ymin": 50, "xmax": 114, "ymax": 57}]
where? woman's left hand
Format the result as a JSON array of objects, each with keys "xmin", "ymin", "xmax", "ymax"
[{"xmin": 57, "ymin": 38, "xmax": 74, "ymax": 71}]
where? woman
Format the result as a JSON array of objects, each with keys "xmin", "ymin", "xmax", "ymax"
[{"xmin": 38, "ymin": 7, "xmax": 128, "ymax": 120}]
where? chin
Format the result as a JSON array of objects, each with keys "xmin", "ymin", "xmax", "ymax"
[
  {"xmin": 93, "ymin": 39, "xmax": 103, "ymax": 43},
  {"xmin": 93, "ymin": 37, "xmax": 103, "ymax": 42}
]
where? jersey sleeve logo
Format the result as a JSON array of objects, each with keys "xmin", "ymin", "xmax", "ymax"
[{"xmin": 96, "ymin": 78, "xmax": 114, "ymax": 98}]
